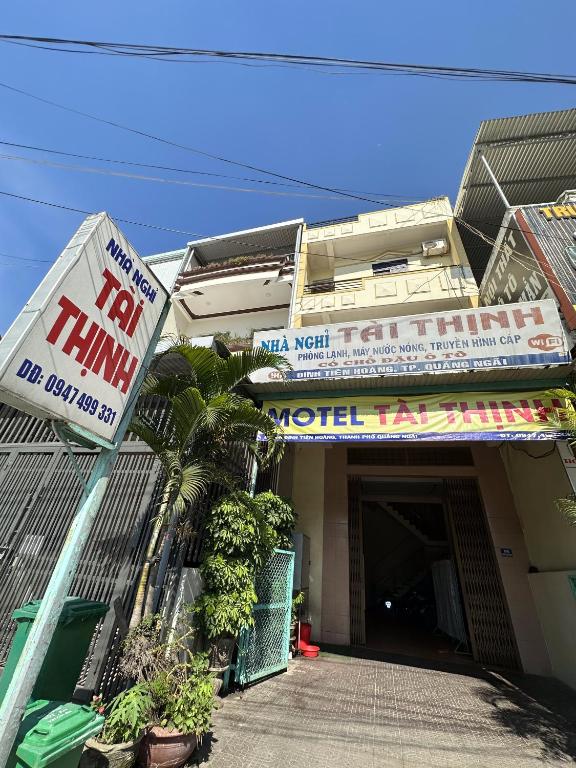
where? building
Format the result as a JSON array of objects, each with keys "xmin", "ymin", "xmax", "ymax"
[
  {"xmin": 292, "ymin": 197, "xmax": 478, "ymax": 329},
  {"xmin": 147, "ymin": 220, "xmax": 303, "ymax": 349},
  {"xmin": 449, "ymin": 107, "xmax": 576, "ymax": 688},
  {"xmin": 247, "ymin": 193, "xmax": 572, "ymax": 680},
  {"xmin": 142, "ymin": 108, "xmax": 576, "ymax": 692}
]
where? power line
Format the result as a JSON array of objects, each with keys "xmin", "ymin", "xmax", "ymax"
[
  {"xmin": 456, "ymin": 218, "xmax": 572, "ymax": 296},
  {"xmin": 0, "ymin": 139, "xmax": 422, "ymax": 201},
  {"xmin": 1, "ymin": 185, "xmax": 560, "ymax": 311},
  {"xmin": 0, "ymin": 186, "xmax": 426, "ymax": 265},
  {"xmin": 2, "ymin": 34, "xmax": 576, "ymax": 86},
  {"xmin": 0, "ymin": 79, "xmax": 385, "ymax": 206},
  {"xmin": 0, "ymin": 152, "xmax": 353, "ymax": 201},
  {"xmin": 6, "ymin": 179, "xmax": 576, "ymax": 287},
  {"xmin": 0, "ymin": 250, "xmax": 51, "ymax": 263}
]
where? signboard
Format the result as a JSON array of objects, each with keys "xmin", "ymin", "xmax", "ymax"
[
  {"xmin": 252, "ymin": 299, "xmax": 569, "ymax": 382},
  {"xmin": 0, "ymin": 213, "xmax": 168, "ymax": 441},
  {"xmin": 556, "ymin": 440, "xmax": 576, "ymax": 494},
  {"xmin": 261, "ymin": 389, "xmax": 574, "ymax": 442},
  {"xmin": 481, "ymin": 203, "xmax": 576, "ymax": 329}
]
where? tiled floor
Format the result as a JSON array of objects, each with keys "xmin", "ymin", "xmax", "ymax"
[{"xmin": 195, "ymin": 653, "xmax": 576, "ymax": 767}]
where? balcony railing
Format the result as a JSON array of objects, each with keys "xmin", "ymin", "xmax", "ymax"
[
  {"xmin": 176, "ymin": 253, "xmax": 294, "ymax": 290},
  {"xmin": 303, "ymin": 277, "xmax": 363, "ymax": 294}
]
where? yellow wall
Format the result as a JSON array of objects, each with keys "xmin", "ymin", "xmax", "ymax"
[
  {"xmin": 292, "ymin": 200, "xmax": 479, "ymax": 327},
  {"xmin": 291, "ymin": 444, "xmax": 325, "ymax": 640}
]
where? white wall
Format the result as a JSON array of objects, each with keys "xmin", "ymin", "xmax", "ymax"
[
  {"xmin": 171, "ymin": 306, "xmax": 289, "ymax": 341},
  {"xmin": 502, "ymin": 443, "xmax": 576, "ymax": 688},
  {"xmin": 501, "ymin": 444, "xmax": 576, "ymax": 571},
  {"xmin": 529, "ymin": 571, "xmax": 576, "ymax": 690}
]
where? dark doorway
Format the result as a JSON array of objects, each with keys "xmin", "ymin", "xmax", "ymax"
[{"xmin": 358, "ymin": 478, "xmax": 471, "ymax": 665}]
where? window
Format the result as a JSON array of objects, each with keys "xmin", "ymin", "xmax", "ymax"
[{"xmin": 372, "ymin": 258, "xmax": 408, "ymax": 275}]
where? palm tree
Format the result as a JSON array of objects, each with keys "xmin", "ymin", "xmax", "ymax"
[{"xmin": 128, "ymin": 338, "xmax": 290, "ymax": 627}]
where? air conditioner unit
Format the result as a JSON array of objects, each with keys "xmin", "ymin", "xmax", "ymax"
[{"xmin": 421, "ymin": 238, "xmax": 449, "ymax": 257}]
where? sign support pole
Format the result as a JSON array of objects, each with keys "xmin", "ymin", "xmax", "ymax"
[{"xmin": 0, "ymin": 300, "xmax": 169, "ymax": 766}]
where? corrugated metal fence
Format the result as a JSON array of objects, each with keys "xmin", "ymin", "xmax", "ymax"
[{"xmin": 0, "ymin": 403, "xmax": 257, "ymax": 698}]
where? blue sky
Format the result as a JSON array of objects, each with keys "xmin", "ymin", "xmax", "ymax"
[{"xmin": 1, "ymin": 0, "xmax": 575, "ymax": 333}]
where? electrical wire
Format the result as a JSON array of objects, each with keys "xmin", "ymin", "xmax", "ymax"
[
  {"xmin": 0, "ymin": 185, "xmax": 445, "ymax": 265},
  {"xmin": 0, "ymin": 139, "xmax": 422, "ymax": 201},
  {"xmin": 0, "ymin": 152, "xmax": 352, "ymax": 201},
  {"xmin": 0, "ymin": 79, "xmax": 386, "ymax": 206},
  {"xmin": 457, "ymin": 217, "xmax": 573, "ymax": 297},
  {"xmin": 2, "ymin": 35, "xmax": 576, "ymax": 86}
]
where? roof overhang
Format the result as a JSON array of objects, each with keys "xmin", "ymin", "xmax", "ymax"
[
  {"xmin": 247, "ymin": 364, "xmax": 571, "ymax": 400},
  {"xmin": 187, "ymin": 219, "xmax": 303, "ymax": 264},
  {"xmin": 455, "ymin": 108, "xmax": 576, "ymax": 281}
]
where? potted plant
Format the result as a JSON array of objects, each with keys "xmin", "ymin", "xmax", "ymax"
[
  {"xmin": 194, "ymin": 491, "xmax": 298, "ymax": 673},
  {"xmin": 81, "ymin": 684, "xmax": 152, "ymax": 768},
  {"xmin": 116, "ymin": 614, "xmax": 215, "ymax": 768},
  {"xmin": 140, "ymin": 654, "xmax": 214, "ymax": 768}
]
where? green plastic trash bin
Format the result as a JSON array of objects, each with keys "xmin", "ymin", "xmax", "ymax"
[
  {"xmin": 7, "ymin": 699, "xmax": 104, "ymax": 768},
  {"xmin": 0, "ymin": 598, "xmax": 109, "ymax": 703}
]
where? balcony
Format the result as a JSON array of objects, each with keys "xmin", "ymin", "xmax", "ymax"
[
  {"xmin": 297, "ymin": 266, "xmax": 478, "ymax": 325},
  {"xmin": 175, "ymin": 252, "xmax": 293, "ymax": 289},
  {"xmin": 294, "ymin": 199, "xmax": 480, "ymax": 326},
  {"xmin": 173, "ymin": 252, "xmax": 294, "ymax": 328}
]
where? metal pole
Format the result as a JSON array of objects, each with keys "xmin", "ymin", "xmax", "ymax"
[
  {"xmin": 0, "ymin": 300, "xmax": 170, "ymax": 766},
  {"xmin": 479, "ymin": 152, "xmax": 511, "ymax": 208}
]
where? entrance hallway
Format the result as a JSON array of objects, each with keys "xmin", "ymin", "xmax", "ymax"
[{"xmin": 198, "ymin": 655, "xmax": 576, "ymax": 767}]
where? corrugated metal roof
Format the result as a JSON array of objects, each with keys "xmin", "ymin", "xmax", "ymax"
[
  {"xmin": 248, "ymin": 364, "xmax": 571, "ymax": 398},
  {"xmin": 455, "ymin": 108, "xmax": 576, "ymax": 281}
]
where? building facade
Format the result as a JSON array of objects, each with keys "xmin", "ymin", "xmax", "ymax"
[
  {"xmin": 143, "ymin": 108, "xmax": 576, "ymax": 692},
  {"xmin": 147, "ymin": 220, "xmax": 302, "ymax": 349}
]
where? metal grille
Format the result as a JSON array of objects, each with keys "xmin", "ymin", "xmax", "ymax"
[
  {"xmin": 445, "ymin": 478, "xmax": 521, "ymax": 670},
  {"xmin": 236, "ymin": 549, "xmax": 294, "ymax": 686},
  {"xmin": 348, "ymin": 446, "xmax": 474, "ymax": 467},
  {"xmin": 0, "ymin": 444, "xmax": 161, "ymax": 688},
  {"xmin": 254, "ymin": 460, "xmax": 279, "ymax": 495},
  {"xmin": 0, "ymin": 405, "xmax": 56, "ymax": 445},
  {"xmin": 348, "ymin": 476, "xmax": 366, "ymax": 646}
]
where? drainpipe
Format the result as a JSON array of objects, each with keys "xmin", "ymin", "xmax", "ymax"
[{"xmin": 287, "ymin": 224, "xmax": 303, "ymax": 329}]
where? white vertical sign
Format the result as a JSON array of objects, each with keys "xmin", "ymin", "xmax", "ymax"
[
  {"xmin": 0, "ymin": 213, "xmax": 168, "ymax": 441},
  {"xmin": 557, "ymin": 441, "xmax": 576, "ymax": 493}
]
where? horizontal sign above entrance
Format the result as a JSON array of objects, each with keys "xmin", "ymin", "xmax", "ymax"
[
  {"xmin": 252, "ymin": 300, "xmax": 569, "ymax": 383},
  {"xmin": 0, "ymin": 213, "xmax": 168, "ymax": 441},
  {"xmin": 262, "ymin": 389, "xmax": 574, "ymax": 442}
]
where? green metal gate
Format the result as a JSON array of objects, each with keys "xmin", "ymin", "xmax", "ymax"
[{"xmin": 236, "ymin": 549, "xmax": 295, "ymax": 686}]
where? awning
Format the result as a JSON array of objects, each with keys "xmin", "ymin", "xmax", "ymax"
[{"xmin": 455, "ymin": 108, "xmax": 576, "ymax": 281}]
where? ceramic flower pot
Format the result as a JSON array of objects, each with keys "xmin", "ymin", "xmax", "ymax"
[
  {"xmin": 139, "ymin": 726, "xmax": 197, "ymax": 768},
  {"xmin": 81, "ymin": 737, "xmax": 141, "ymax": 768}
]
